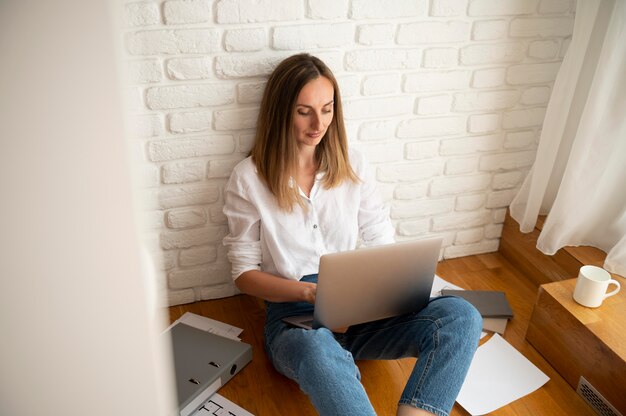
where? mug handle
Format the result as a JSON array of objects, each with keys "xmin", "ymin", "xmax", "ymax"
[{"xmin": 604, "ymin": 279, "xmax": 621, "ymax": 299}]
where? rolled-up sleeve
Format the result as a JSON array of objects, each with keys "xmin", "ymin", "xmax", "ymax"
[
  {"xmin": 356, "ymin": 153, "xmax": 396, "ymax": 246},
  {"xmin": 223, "ymin": 172, "xmax": 262, "ymax": 280}
]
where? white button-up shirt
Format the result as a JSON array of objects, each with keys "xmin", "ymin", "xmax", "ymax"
[{"xmin": 223, "ymin": 149, "xmax": 395, "ymax": 281}]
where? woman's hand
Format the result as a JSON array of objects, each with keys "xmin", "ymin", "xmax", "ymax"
[
  {"xmin": 300, "ymin": 281, "xmax": 317, "ymax": 304},
  {"xmin": 235, "ymin": 270, "xmax": 318, "ymax": 304}
]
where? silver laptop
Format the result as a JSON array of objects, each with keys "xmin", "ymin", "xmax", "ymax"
[{"xmin": 283, "ymin": 237, "xmax": 443, "ymax": 331}]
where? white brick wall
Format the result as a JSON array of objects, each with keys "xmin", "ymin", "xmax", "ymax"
[{"xmin": 122, "ymin": 0, "xmax": 575, "ymax": 305}]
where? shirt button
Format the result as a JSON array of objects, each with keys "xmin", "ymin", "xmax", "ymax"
[{"xmin": 313, "ymin": 224, "xmax": 318, "ymax": 229}]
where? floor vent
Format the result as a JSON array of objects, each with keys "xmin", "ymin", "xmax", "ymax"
[{"xmin": 576, "ymin": 376, "xmax": 622, "ymax": 416}]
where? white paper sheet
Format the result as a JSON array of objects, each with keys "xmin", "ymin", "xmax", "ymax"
[
  {"xmin": 430, "ymin": 274, "xmax": 464, "ymax": 297},
  {"xmin": 456, "ymin": 334, "xmax": 549, "ymax": 415},
  {"xmin": 165, "ymin": 312, "xmax": 244, "ymax": 341},
  {"xmin": 194, "ymin": 393, "xmax": 254, "ymax": 416}
]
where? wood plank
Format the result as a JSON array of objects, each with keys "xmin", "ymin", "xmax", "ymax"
[
  {"xmin": 499, "ymin": 211, "xmax": 583, "ymax": 287},
  {"xmin": 510, "ymin": 213, "xmax": 623, "ymax": 281},
  {"xmin": 167, "ymin": 253, "xmax": 595, "ymax": 416},
  {"xmin": 526, "ymin": 279, "xmax": 626, "ymax": 414},
  {"xmin": 536, "ymin": 214, "xmax": 609, "ymax": 268},
  {"xmin": 566, "ymin": 246, "xmax": 606, "ymax": 268}
]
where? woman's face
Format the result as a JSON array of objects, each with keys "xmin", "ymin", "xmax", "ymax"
[{"xmin": 292, "ymin": 76, "xmax": 335, "ymax": 150}]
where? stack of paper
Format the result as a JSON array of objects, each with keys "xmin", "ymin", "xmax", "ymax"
[{"xmin": 441, "ymin": 289, "xmax": 514, "ymax": 334}]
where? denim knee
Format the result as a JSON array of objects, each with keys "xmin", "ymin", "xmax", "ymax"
[
  {"xmin": 435, "ymin": 296, "xmax": 483, "ymax": 339},
  {"xmin": 397, "ymin": 297, "xmax": 481, "ymax": 414},
  {"xmin": 270, "ymin": 327, "xmax": 359, "ymax": 382},
  {"xmin": 269, "ymin": 327, "xmax": 376, "ymax": 415}
]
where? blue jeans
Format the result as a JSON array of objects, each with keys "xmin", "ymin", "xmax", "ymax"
[{"xmin": 264, "ymin": 274, "xmax": 482, "ymax": 416}]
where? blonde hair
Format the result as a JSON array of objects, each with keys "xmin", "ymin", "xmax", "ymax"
[{"xmin": 251, "ymin": 54, "xmax": 359, "ymax": 211}]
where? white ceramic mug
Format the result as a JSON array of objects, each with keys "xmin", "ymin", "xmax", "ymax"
[{"xmin": 573, "ymin": 265, "xmax": 621, "ymax": 308}]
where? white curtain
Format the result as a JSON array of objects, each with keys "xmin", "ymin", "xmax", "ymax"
[{"xmin": 509, "ymin": 0, "xmax": 626, "ymax": 277}]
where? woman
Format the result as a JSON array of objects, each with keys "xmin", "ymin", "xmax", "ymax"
[{"xmin": 223, "ymin": 53, "xmax": 481, "ymax": 416}]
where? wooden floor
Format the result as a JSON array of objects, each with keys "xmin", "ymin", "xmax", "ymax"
[{"xmin": 168, "ymin": 252, "xmax": 596, "ymax": 416}]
